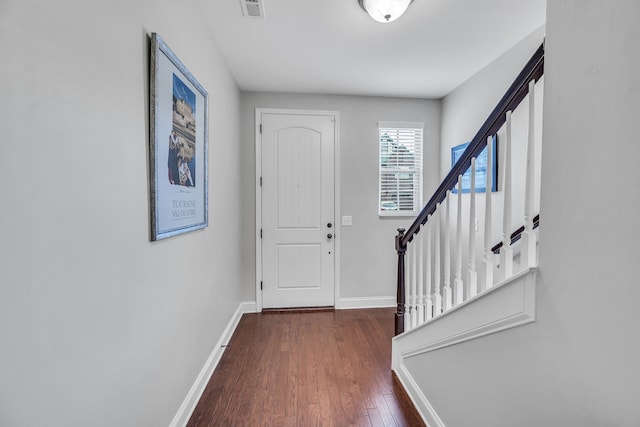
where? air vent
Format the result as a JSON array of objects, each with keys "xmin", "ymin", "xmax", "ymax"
[{"xmin": 240, "ymin": 0, "xmax": 265, "ymax": 19}]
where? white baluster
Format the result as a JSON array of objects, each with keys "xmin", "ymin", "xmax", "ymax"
[
  {"xmin": 443, "ymin": 190, "xmax": 452, "ymax": 310},
  {"xmin": 522, "ymin": 80, "xmax": 537, "ymax": 268},
  {"xmin": 454, "ymin": 176, "xmax": 464, "ymax": 305},
  {"xmin": 425, "ymin": 214, "xmax": 433, "ymax": 321},
  {"xmin": 417, "ymin": 229, "xmax": 424, "ymax": 325},
  {"xmin": 468, "ymin": 158, "xmax": 478, "ymax": 298},
  {"xmin": 483, "ymin": 136, "xmax": 494, "ymax": 291},
  {"xmin": 410, "ymin": 243, "xmax": 417, "ymax": 329},
  {"xmin": 500, "ymin": 111, "xmax": 514, "ymax": 280},
  {"xmin": 405, "ymin": 246, "xmax": 411, "ymax": 332},
  {"xmin": 433, "ymin": 205, "xmax": 442, "ymax": 316},
  {"xmin": 404, "ymin": 307, "xmax": 410, "ymax": 332}
]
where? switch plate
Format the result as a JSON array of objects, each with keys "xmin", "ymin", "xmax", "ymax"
[{"xmin": 342, "ymin": 216, "xmax": 352, "ymax": 226}]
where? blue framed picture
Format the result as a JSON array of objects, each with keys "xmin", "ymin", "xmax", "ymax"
[{"xmin": 451, "ymin": 135, "xmax": 498, "ymax": 193}]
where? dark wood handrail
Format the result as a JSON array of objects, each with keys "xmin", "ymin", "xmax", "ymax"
[
  {"xmin": 394, "ymin": 43, "xmax": 544, "ymax": 335},
  {"xmin": 400, "ymin": 43, "xmax": 544, "ymax": 248},
  {"xmin": 491, "ymin": 214, "xmax": 540, "ymax": 254}
]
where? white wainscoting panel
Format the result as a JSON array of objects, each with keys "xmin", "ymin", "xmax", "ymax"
[{"xmin": 391, "ymin": 268, "xmax": 537, "ymax": 426}]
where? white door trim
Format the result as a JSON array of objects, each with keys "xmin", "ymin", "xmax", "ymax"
[{"xmin": 255, "ymin": 108, "xmax": 341, "ymax": 312}]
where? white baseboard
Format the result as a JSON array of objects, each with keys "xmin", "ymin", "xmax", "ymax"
[
  {"xmin": 169, "ymin": 301, "xmax": 257, "ymax": 427},
  {"xmin": 337, "ymin": 296, "xmax": 396, "ymax": 309},
  {"xmin": 394, "ymin": 365, "xmax": 445, "ymax": 427}
]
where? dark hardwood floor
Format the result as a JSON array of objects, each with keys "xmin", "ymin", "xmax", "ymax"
[{"xmin": 187, "ymin": 308, "xmax": 425, "ymax": 427}]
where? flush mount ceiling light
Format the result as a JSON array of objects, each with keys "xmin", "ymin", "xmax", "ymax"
[{"xmin": 358, "ymin": 0, "xmax": 414, "ymax": 23}]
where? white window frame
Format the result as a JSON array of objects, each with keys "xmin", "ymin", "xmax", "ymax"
[{"xmin": 378, "ymin": 121, "xmax": 424, "ymax": 217}]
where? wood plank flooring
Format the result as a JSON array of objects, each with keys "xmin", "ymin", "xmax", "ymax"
[{"xmin": 187, "ymin": 308, "xmax": 425, "ymax": 427}]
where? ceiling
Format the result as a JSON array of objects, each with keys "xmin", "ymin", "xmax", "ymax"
[{"xmin": 200, "ymin": 0, "xmax": 546, "ymax": 99}]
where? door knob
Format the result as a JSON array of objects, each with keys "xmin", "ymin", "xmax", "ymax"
[{"xmin": 327, "ymin": 233, "xmax": 333, "ymax": 239}]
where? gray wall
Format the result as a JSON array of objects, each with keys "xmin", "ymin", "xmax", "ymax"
[
  {"xmin": 440, "ymin": 26, "xmax": 545, "ymax": 178},
  {"xmin": 240, "ymin": 93, "xmax": 441, "ymax": 301},
  {"xmin": 0, "ymin": 0, "xmax": 244, "ymax": 426},
  {"xmin": 402, "ymin": 2, "xmax": 640, "ymax": 425}
]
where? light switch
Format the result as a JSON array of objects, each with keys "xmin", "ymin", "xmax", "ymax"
[{"xmin": 342, "ymin": 216, "xmax": 353, "ymax": 226}]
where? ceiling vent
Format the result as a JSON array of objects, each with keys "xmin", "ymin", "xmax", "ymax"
[{"xmin": 240, "ymin": 0, "xmax": 265, "ymax": 19}]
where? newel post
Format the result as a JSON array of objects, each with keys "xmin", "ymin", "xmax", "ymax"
[{"xmin": 395, "ymin": 228, "xmax": 407, "ymax": 335}]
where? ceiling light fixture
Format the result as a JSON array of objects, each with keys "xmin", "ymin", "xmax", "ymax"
[{"xmin": 358, "ymin": 0, "xmax": 413, "ymax": 23}]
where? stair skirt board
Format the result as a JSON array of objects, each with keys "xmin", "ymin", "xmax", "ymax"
[
  {"xmin": 170, "ymin": 301, "xmax": 257, "ymax": 427},
  {"xmin": 391, "ymin": 269, "xmax": 537, "ymax": 426}
]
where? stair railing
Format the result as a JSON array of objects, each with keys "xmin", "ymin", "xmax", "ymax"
[{"xmin": 395, "ymin": 43, "xmax": 544, "ymax": 335}]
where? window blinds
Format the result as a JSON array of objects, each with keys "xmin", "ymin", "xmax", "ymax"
[{"xmin": 378, "ymin": 122, "xmax": 424, "ymax": 216}]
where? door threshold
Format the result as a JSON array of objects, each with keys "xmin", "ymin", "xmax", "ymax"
[{"xmin": 262, "ymin": 306, "xmax": 335, "ymax": 314}]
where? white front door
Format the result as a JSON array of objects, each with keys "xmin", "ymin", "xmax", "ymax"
[{"xmin": 260, "ymin": 111, "xmax": 336, "ymax": 308}]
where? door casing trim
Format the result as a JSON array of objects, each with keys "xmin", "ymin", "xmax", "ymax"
[{"xmin": 255, "ymin": 108, "xmax": 341, "ymax": 312}]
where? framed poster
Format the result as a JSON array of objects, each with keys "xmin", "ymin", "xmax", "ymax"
[
  {"xmin": 149, "ymin": 33, "xmax": 208, "ymax": 240},
  {"xmin": 451, "ymin": 135, "xmax": 498, "ymax": 193}
]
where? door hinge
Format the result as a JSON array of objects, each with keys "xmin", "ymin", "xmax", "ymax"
[
  {"xmin": 260, "ymin": 229, "xmax": 263, "ymax": 238},
  {"xmin": 260, "ymin": 123, "xmax": 262, "ymax": 133},
  {"xmin": 260, "ymin": 281, "xmax": 263, "ymax": 290},
  {"xmin": 259, "ymin": 176, "xmax": 262, "ymax": 186}
]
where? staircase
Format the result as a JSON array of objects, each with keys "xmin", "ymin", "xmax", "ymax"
[{"xmin": 391, "ymin": 44, "xmax": 544, "ymax": 426}]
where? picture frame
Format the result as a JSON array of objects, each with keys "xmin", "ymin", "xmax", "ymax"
[
  {"xmin": 149, "ymin": 33, "xmax": 209, "ymax": 241},
  {"xmin": 451, "ymin": 135, "xmax": 498, "ymax": 193}
]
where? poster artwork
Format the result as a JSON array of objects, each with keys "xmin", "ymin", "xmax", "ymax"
[
  {"xmin": 150, "ymin": 33, "xmax": 208, "ymax": 240},
  {"xmin": 168, "ymin": 73, "xmax": 197, "ymax": 188}
]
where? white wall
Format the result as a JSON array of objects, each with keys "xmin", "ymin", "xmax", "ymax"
[
  {"xmin": 400, "ymin": 2, "xmax": 640, "ymax": 425},
  {"xmin": 240, "ymin": 93, "xmax": 440, "ymax": 302},
  {"xmin": 0, "ymin": 1, "xmax": 244, "ymax": 426}
]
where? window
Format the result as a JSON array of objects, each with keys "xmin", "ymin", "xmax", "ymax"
[{"xmin": 378, "ymin": 122, "xmax": 424, "ymax": 216}]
